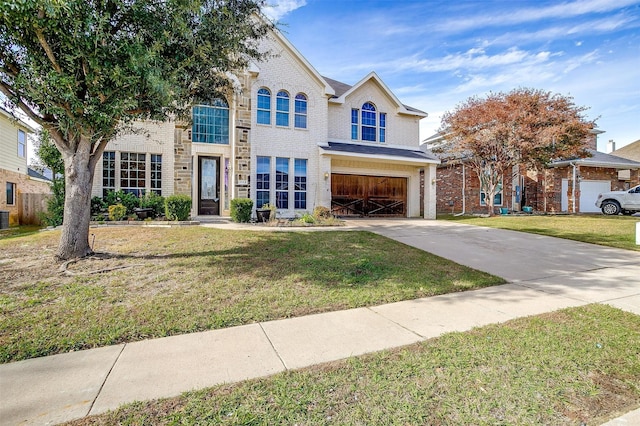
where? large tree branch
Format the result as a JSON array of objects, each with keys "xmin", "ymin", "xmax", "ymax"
[{"xmin": 35, "ymin": 9, "xmax": 62, "ymax": 73}]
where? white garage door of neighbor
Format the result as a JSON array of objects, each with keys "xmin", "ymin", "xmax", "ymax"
[{"xmin": 580, "ymin": 180, "xmax": 611, "ymax": 213}]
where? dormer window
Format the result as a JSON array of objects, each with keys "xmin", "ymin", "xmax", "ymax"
[{"xmin": 351, "ymin": 102, "xmax": 386, "ymax": 143}]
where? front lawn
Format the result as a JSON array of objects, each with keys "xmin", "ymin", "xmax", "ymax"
[
  {"xmin": 67, "ymin": 304, "xmax": 640, "ymax": 426},
  {"xmin": 442, "ymin": 214, "xmax": 640, "ymax": 251},
  {"xmin": 0, "ymin": 226, "xmax": 503, "ymax": 363}
]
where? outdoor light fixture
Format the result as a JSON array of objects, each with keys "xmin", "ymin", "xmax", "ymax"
[
  {"xmin": 431, "ymin": 178, "xmax": 437, "ymax": 185},
  {"xmin": 324, "ymin": 172, "xmax": 330, "ymax": 179}
]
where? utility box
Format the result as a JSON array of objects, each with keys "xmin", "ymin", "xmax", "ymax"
[{"xmin": 0, "ymin": 211, "xmax": 9, "ymax": 230}]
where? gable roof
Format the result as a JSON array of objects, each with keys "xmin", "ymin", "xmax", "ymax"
[
  {"xmin": 320, "ymin": 141, "xmax": 439, "ymax": 164},
  {"xmin": 253, "ymin": 25, "xmax": 335, "ymax": 97},
  {"xmin": 550, "ymin": 149, "xmax": 640, "ymax": 169},
  {"xmin": 324, "ymin": 72, "xmax": 427, "ymax": 117},
  {"xmin": 612, "ymin": 139, "xmax": 640, "ymax": 162},
  {"xmin": 28, "ymin": 168, "xmax": 52, "ymax": 182},
  {"xmin": 0, "ymin": 106, "xmax": 36, "ymax": 133}
]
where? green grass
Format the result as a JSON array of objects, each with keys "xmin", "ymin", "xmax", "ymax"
[
  {"xmin": 67, "ymin": 304, "xmax": 640, "ymax": 426},
  {"xmin": 441, "ymin": 214, "xmax": 640, "ymax": 251},
  {"xmin": 0, "ymin": 227, "xmax": 503, "ymax": 363},
  {"xmin": 0, "ymin": 225, "xmax": 44, "ymax": 239}
]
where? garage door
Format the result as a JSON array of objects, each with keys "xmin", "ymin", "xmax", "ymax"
[
  {"xmin": 580, "ymin": 180, "xmax": 611, "ymax": 213},
  {"xmin": 331, "ymin": 174, "xmax": 407, "ymax": 217}
]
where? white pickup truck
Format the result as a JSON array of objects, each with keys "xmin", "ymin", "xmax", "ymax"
[{"xmin": 595, "ymin": 184, "xmax": 640, "ymax": 215}]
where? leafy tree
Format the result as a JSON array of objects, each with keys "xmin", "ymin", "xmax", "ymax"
[
  {"xmin": 0, "ymin": 0, "xmax": 272, "ymax": 260},
  {"xmin": 34, "ymin": 129, "xmax": 65, "ymax": 226},
  {"xmin": 437, "ymin": 88, "xmax": 594, "ymax": 215}
]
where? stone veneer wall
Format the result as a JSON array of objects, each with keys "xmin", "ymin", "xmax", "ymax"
[
  {"xmin": 173, "ymin": 125, "xmax": 192, "ymax": 196},
  {"xmin": 234, "ymin": 72, "xmax": 253, "ymax": 199}
]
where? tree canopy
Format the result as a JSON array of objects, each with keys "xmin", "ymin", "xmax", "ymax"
[
  {"xmin": 0, "ymin": 0, "xmax": 272, "ymax": 259},
  {"xmin": 437, "ymin": 88, "xmax": 595, "ymax": 214}
]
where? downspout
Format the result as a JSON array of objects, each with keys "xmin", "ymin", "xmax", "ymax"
[
  {"xmin": 454, "ymin": 162, "xmax": 466, "ymax": 216},
  {"xmin": 570, "ymin": 162, "xmax": 577, "ymax": 213}
]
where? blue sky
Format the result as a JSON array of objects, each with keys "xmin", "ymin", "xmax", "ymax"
[{"xmin": 263, "ymin": 0, "xmax": 640, "ymax": 152}]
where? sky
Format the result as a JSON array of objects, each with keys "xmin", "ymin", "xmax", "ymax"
[{"xmin": 263, "ymin": 0, "xmax": 640, "ymax": 152}]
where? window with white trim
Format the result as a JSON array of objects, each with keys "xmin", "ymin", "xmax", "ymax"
[
  {"xmin": 276, "ymin": 91, "xmax": 290, "ymax": 127},
  {"xmin": 361, "ymin": 102, "xmax": 377, "ymax": 141},
  {"xmin": 102, "ymin": 151, "xmax": 116, "ymax": 197},
  {"xmin": 6, "ymin": 182, "xmax": 15, "ymax": 206},
  {"xmin": 150, "ymin": 154, "xmax": 162, "ymax": 195},
  {"xmin": 257, "ymin": 88, "xmax": 271, "ymax": 125},
  {"xmin": 17, "ymin": 129, "xmax": 26, "ymax": 158},
  {"xmin": 294, "ymin": 93, "xmax": 307, "ymax": 129},
  {"xmin": 275, "ymin": 157, "xmax": 289, "ymax": 209},
  {"xmin": 351, "ymin": 108, "xmax": 358, "ymax": 140},
  {"xmin": 120, "ymin": 152, "xmax": 146, "ymax": 197},
  {"xmin": 256, "ymin": 156, "xmax": 270, "ymax": 207},
  {"xmin": 294, "ymin": 159, "xmax": 307, "ymax": 209},
  {"xmin": 192, "ymin": 98, "xmax": 229, "ymax": 144}
]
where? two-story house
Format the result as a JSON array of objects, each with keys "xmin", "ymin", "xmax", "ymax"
[
  {"xmin": 0, "ymin": 107, "xmax": 51, "ymax": 227},
  {"xmin": 92, "ymin": 26, "xmax": 439, "ymax": 219}
]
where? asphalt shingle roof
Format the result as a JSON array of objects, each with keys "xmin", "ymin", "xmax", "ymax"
[{"xmin": 321, "ymin": 141, "xmax": 439, "ymax": 161}]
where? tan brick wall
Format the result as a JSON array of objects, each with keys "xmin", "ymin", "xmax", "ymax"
[{"xmin": 0, "ymin": 168, "xmax": 51, "ymax": 225}]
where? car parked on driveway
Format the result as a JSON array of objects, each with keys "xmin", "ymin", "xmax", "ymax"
[{"xmin": 595, "ymin": 185, "xmax": 640, "ymax": 215}]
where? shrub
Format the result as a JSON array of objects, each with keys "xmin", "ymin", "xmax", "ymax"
[
  {"xmin": 108, "ymin": 204, "xmax": 127, "ymax": 221},
  {"xmin": 300, "ymin": 212, "xmax": 315, "ymax": 224},
  {"xmin": 140, "ymin": 192, "xmax": 165, "ymax": 218},
  {"xmin": 313, "ymin": 206, "xmax": 331, "ymax": 220},
  {"xmin": 165, "ymin": 194, "xmax": 192, "ymax": 221},
  {"xmin": 91, "ymin": 196, "xmax": 107, "ymax": 217},
  {"xmin": 104, "ymin": 190, "xmax": 140, "ymax": 214},
  {"xmin": 41, "ymin": 179, "xmax": 65, "ymax": 227},
  {"xmin": 230, "ymin": 198, "xmax": 253, "ymax": 223}
]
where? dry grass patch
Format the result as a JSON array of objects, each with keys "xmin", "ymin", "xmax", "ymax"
[{"xmin": 0, "ymin": 226, "xmax": 502, "ymax": 362}]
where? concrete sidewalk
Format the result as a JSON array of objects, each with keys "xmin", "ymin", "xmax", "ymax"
[{"xmin": 2, "ymin": 219, "xmax": 640, "ymax": 425}]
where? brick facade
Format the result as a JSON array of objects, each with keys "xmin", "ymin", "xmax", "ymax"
[
  {"xmin": 436, "ymin": 161, "xmax": 640, "ymax": 214},
  {"xmin": 0, "ymin": 168, "xmax": 51, "ymax": 225}
]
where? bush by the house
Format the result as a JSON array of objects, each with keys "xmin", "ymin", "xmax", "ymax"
[
  {"xmin": 230, "ymin": 198, "xmax": 253, "ymax": 223},
  {"xmin": 165, "ymin": 195, "xmax": 192, "ymax": 221},
  {"xmin": 104, "ymin": 190, "xmax": 140, "ymax": 214},
  {"xmin": 91, "ymin": 196, "xmax": 107, "ymax": 218},
  {"xmin": 140, "ymin": 192, "xmax": 165, "ymax": 218},
  {"xmin": 40, "ymin": 179, "xmax": 65, "ymax": 227},
  {"xmin": 313, "ymin": 206, "xmax": 331, "ymax": 220},
  {"xmin": 108, "ymin": 204, "xmax": 127, "ymax": 221},
  {"xmin": 300, "ymin": 212, "xmax": 315, "ymax": 223}
]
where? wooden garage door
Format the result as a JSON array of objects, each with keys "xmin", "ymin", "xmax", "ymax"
[{"xmin": 331, "ymin": 174, "xmax": 407, "ymax": 217}]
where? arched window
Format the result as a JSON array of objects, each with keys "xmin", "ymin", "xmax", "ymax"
[
  {"xmin": 257, "ymin": 88, "xmax": 271, "ymax": 125},
  {"xmin": 361, "ymin": 102, "xmax": 377, "ymax": 141},
  {"xmin": 294, "ymin": 93, "xmax": 307, "ymax": 129},
  {"xmin": 276, "ymin": 90, "xmax": 290, "ymax": 126},
  {"xmin": 192, "ymin": 98, "xmax": 229, "ymax": 144}
]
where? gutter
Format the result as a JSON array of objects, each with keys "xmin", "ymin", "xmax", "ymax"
[
  {"xmin": 570, "ymin": 162, "xmax": 577, "ymax": 213},
  {"xmin": 454, "ymin": 163, "xmax": 466, "ymax": 216}
]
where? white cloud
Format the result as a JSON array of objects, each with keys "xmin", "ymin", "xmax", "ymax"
[
  {"xmin": 262, "ymin": 0, "xmax": 307, "ymax": 21},
  {"xmin": 433, "ymin": 0, "xmax": 640, "ymax": 33}
]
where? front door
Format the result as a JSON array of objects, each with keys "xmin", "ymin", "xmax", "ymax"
[{"xmin": 198, "ymin": 156, "xmax": 220, "ymax": 215}]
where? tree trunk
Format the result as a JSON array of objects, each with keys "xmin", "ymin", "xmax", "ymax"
[{"xmin": 56, "ymin": 139, "xmax": 95, "ymax": 261}]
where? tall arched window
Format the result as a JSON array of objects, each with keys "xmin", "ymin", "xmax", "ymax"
[
  {"xmin": 276, "ymin": 90, "xmax": 290, "ymax": 126},
  {"xmin": 257, "ymin": 88, "xmax": 271, "ymax": 125},
  {"xmin": 294, "ymin": 93, "xmax": 307, "ymax": 129},
  {"xmin": 192, "ymin": 98, "xmax": 229, "ymax": 144},
  {"xmin": 361, "ymin": 102, "xmax": 377, "ymax": 141}
]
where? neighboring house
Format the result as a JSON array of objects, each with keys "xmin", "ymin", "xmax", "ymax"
[
  {"xmin": 92, "ymin": 27, "xmax": 439, "ymax": 218},
  {"xmin": 612, "ymin": 139, "xmax": 640, "ymax": 163},
  {"xmin": 0, "ymin": 107, "xmax": 51, "ymax": 226},
  {"xmin": 423, "ymin": 130, "xmax": 640, "ymax": 214}
]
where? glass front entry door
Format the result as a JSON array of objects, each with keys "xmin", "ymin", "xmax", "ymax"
[{"xmin": 198, "ymin": 156, "xmax": 220, "ymax": 215}]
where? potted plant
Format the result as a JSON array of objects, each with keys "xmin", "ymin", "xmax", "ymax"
[{"xmin": 256, "ymin": 203, "xmax": 276, "ymax": 223}]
